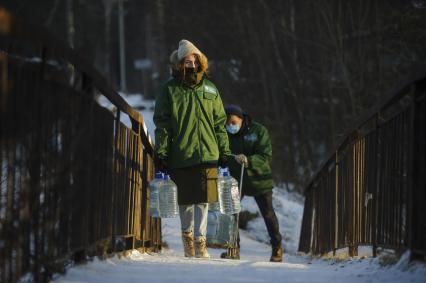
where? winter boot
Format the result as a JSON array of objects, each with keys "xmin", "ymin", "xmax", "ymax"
[
  {"xmin": 194, "ymin": 237, "xmax": 210, "ymax": 258},
  {"xmin": 220, "ymin": 247, "xmax": 240, "ymax": 260},
  {"xmin": 270, "ymin": 244, "xmax": 283, "ymax": 262},
  {"xmin": 182, "ymin": 231, "xmax": 195, "ymax": 257}
]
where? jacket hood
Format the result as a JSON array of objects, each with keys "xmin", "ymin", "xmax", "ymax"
[{"xmin": 242, "ymin": 114, "xmax": 253, "ymax": 133}]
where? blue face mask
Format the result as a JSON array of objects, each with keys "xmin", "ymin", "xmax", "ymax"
[{"xmin": 226, "ymin": 124, "xmax": 241, "ymax": 134}]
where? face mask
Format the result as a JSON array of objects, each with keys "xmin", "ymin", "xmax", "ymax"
[
  {"xmin": 184, "ymin": 67, "xmax": 196, "ymax": 74},
  {"xmin": 226, "ymin": 124, "xmax": 241, "ymax": 134},
  {"xmin": 183, "ymin": 67, "xmax": 202, "ymax": 86}
]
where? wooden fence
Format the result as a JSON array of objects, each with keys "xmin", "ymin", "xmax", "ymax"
[
  {"xmin": 0, "ymin": 7, "xmax": 161, "ymax": 283},
  {"xmin": 298, "ymin": 68, "xmax": 426, "ymax": 260}
]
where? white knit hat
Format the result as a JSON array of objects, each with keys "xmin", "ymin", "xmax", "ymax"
[{"xmin": 177, "ymin": 39, "xmax": 202, "ymax": 60}]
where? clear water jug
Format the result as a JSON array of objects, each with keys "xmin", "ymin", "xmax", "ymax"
[
  {"xmin": 209, "ymin": 201, "xmax": 221, "ymax": 211},
  {"xmin": 209, "ymin": 167, "xmax": 226, "ymax": 213},
  {"xmin": 149, "ymin": 172, "xmax": 163, "ymax": 217},
  {"xmin": 218, "ymin": 170, "xmax": 241, "ymax": 215},
  {"xmin": 206, "ymin": 209, "xmax": 236, "ymax": 248},
  {"xmin": 158, "ymin": 174, "xmax": 179, "ymax": 218},
  {"xmin": 206, "ymin": 200, "xmax": 220, "ymax": 247}
]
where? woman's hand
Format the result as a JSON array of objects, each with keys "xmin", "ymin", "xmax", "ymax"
[{"xmin": 234, "ymin": 154, "xmax": 249, "ymax": 168}]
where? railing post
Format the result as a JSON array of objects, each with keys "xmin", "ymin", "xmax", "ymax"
[
  {"xmin": 333, "ymin": 151, "xmax": 339, "ymax": 256},
  {"xmin": 349, "ymin": 246, "xmax": 358, "ymax": 257},
  {"xmin": 112, "ymin": 110, "xmax": 121, "ymax": 251},
  {"xmin": 406, "ymin": 85, "xmax": 415, "ymax": 260},
  {"xmin": 372, "ymin": 113, "xmax": 381, "ymax": 258},
  {"xmin": 348, "ymin": 132, "xmax": 359, "ymax": 257},
  {"xmin": 407, "ymin": 84, "xmax": 425, "ymax": 261}
]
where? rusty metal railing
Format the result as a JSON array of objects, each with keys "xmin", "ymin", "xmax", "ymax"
[
  {"xmin": 298, "ymin": 68, "xmax": 426, "ymax": 260},
  {"xmin": 0, "ymin": 7, "xmax": 161, "ymax": 283}
]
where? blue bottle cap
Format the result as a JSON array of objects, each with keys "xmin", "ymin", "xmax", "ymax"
[
  {"xmin": 155, "ymin": 172, "xmax": 163, "ymax": 179},
  {"xmin": 223, "ymin": 171, "xmax": 230, "ymax": 177},
  {"xmin": 164, "ymin": 174, "xmax": 171, "ymax": 180}
]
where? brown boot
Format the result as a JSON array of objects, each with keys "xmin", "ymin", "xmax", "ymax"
[
  {"xmin": 194, "ymin": 237, "xmax": 210, "ymax": 258},
  {"xmin": 220, "ymin": 247, "xmax": 240, "ymax": 260},
  {"xmin": 182, "ymin": 231, "xmax": 195, "ymax": 257},
  {"xmin": 270, "ymin": 244, "xmax": 283, "ymax": 262}
]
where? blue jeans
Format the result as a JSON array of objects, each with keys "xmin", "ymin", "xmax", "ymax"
[{"xmin": 179, "ymin": 203, "xmax": 209, "ymax": 239}]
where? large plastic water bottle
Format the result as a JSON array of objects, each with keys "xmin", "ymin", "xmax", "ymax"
[
  {"xmin": 207, "ymin": 168, "xmax": 225, "ymax": 246},
  {"xmin": 207, "ymin": 210, "xmax": 221, "ymax": 247},
  {"xmin": 149, "ymin": 172, "xmax": 163, "ymax": 217},
  {"xmin": 209, "ymin": 167, "xmax": 227, "ymax": 213},
  {"xmin": 218, "ymin": 169, "xmax": 241, "ymax": 215},
  {"xmin": 206, "ymin": 211, "xmax": 235, "ymax": 248},
  {"xmin": 158, "ymin": 174, "xmax": 179, "ymax": 218},
  {"xmin": 208, "ymin": 202, "xmax": 221, "ymax": 211}
]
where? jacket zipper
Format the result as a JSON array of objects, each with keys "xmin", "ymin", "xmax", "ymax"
[{"xmin": 196, "ymin": 88, "xmax": 203, "ymax": 163}]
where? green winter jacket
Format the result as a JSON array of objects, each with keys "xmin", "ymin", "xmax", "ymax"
[
  {"xmin": 228, "ymin": 116, "xmax": 274, "ymax": 196},
  {"xmin": 154, "ymin": 77, "xmax": 230, "ymax": 168}
]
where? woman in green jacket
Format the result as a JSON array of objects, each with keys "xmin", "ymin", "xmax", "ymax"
[
  {"xmin": 223, "ymin": 104, "xmax": 283, "ymax": 262},
  {"xmin": 153, "ymin": 40, "xmax": 230, "ymax": 258}
]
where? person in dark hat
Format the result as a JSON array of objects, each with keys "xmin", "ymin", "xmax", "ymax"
[
  {"xmin": 222, "ymin": 104, "xmax": 283, "ymax": 262},
  {"xmin": 153, "ymin": 39, "xmax": 230, "ymax": 259}
]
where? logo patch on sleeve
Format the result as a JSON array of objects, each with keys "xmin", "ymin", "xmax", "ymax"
[
  {"xmin": 244, "ymin": 133, "xmax": 258, "ymax": 142},
  {"xmin": 204, "ymin": 85, "xmax": 217, "ymax": 94}
]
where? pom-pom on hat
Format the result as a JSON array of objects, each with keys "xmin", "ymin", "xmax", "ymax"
[{"xmin": 224, "ymin": 104, "xmax": 244, "ymax": 118}]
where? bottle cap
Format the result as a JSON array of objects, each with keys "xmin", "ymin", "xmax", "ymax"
[
  {"xmin": 155, "ymin": 172, "xmax": 163, "ymax": 179},
  {"xmin": 223, "ymin": 171, "xmax": 230, "ymax": 177},
  {"xmin": 164, "ymin": 174, "xmax": 171, "ymax": 180}
]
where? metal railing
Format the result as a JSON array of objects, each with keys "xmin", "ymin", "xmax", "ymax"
[
  {"xmin": 0, "ymin": 7, "xmax": 161, "ymax": 283},
  {"xmin": 298, "ymin": 68, "xmax": 426, "ymax": 260}
]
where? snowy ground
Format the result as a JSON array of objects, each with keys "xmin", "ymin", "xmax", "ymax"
[
  {"xmin": 53, "ymin": 93, "xmax": 426, "ymax": 283},
  {"xmin": 53, "ymin": 188, "xmax": 426, "ymax": 283},
  {"xmin": 53, "ymin": 95, "xmax": 426, "ymax": 283},
  {"xmin": 242, "ymin": 188, "xmax": 304, "ymax": 254}
]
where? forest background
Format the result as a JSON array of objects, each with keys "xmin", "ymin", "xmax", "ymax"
[{"xmin": 5, "ymin": 0, "xmax": 426, "ymax": 192}]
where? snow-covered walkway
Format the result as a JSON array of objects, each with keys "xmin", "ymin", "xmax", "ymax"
[
  {"xmin": 53, "ymin": 97, "xmax": 426, "ymax": 283},
  {"xmin": 53, "ymin": 217, "xmax": 426, "ymax": 283}
]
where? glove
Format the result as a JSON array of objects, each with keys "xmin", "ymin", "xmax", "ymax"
[
  {"xmin": 154, "ymin": 156, "xmax": 168, "ymax": 173},
  {"xmin": 218, "ymin": 155, "xmax": 228, "ymax": 168},
  {"xmin": 234, "ymin": 154, "xmax": 249, "ymax": 168}
]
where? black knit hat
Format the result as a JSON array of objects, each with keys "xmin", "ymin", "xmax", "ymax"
[{"xmin": 224, "ymin": 104, "xmax": 244, "ymax": 118}]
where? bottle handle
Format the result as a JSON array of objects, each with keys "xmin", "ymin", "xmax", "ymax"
[{"xmin": 238, "ymin": 163, "xmax": 244, "ymax": 199}]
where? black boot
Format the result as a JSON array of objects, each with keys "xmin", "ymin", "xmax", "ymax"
[
  {"xmin": 270, "ymin": 244, "xmax": 283, "ymax": 262},
  {"xmin": 220, "ymin": 247, "xmax": 240, "ymax": 260}
]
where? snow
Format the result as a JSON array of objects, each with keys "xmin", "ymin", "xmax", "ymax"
[
  {"xmin": 51, "ymin": 94, "xmax": 426, "ymax": 283},
  {"xmin": 52, "ymin": 188, "xmax": 426, "ymax": 283},
  {"xmin": 241, "ymin": 188, "xmax": 304, "ymax": 253},
  {"xmin": 96, "ymin": 93, "xmax": 155, "ymax": 140}
]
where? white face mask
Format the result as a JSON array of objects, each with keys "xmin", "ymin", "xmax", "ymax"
[{"xmin": 226, "ymin": 124, "xmax": 241, "ymax": 134}]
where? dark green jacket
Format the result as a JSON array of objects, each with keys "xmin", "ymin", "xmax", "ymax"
[
  {"xmin": 154, "ymin": 77, "xmax": 230, "ymax": 168},
  {"xmin": 228, "ymin": 116, "xmax": 274, "ymax": 196}
]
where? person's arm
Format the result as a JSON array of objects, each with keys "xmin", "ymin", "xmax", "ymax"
[
  {"xmin": 153, "ymin": 86, "xmax": 172, "ymax": 161},
  {"xmin": 247, "ymin": 125, "xmax": 272, "ymax": 168},
  {"xmin": 213, "ymin": 93, "xmax": 231, "ymax": 160}
]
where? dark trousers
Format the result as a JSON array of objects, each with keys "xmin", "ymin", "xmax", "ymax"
[
  {"xmin": 254, "ymin": 191, "xmax": 282, "ymax": 247},
  {"xmin": 235, "ymin": 191, "xmax": 282, "ymax": 248}
]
